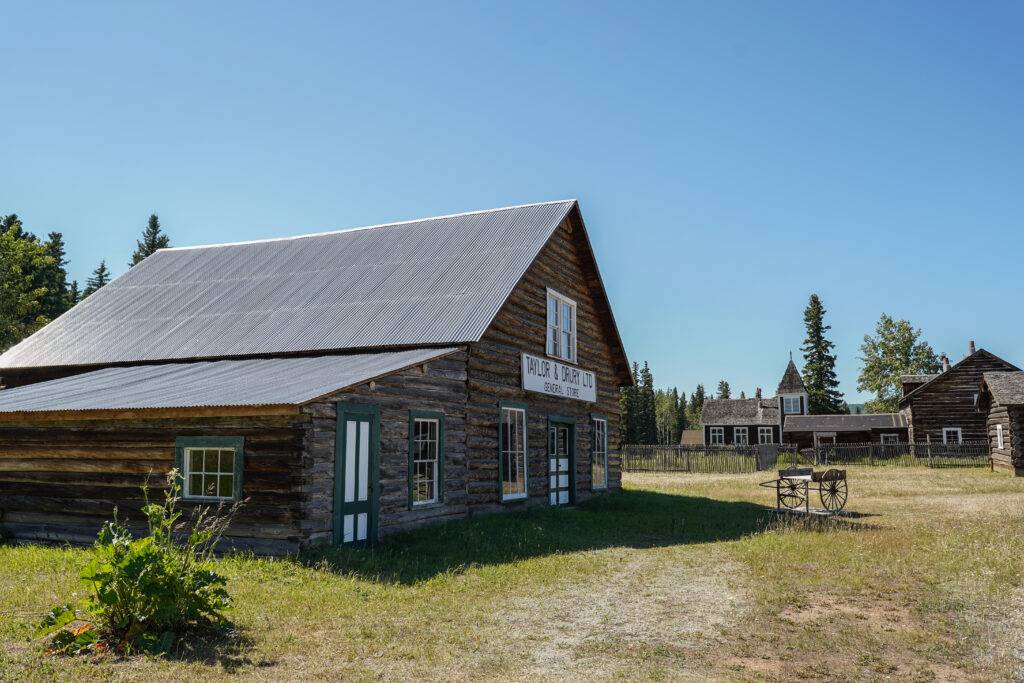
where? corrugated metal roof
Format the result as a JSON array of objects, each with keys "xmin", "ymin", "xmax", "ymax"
[
  {"xmin": 0, "ymin": 201, "xmax": 576, "ymax": 369},
  {"xmin": 0, "ymin": 348, "xmax": 457, "ymax": 414},
  {"xmin": 783, "ymin": 413, "xmax": 907, "ymax": 433}
]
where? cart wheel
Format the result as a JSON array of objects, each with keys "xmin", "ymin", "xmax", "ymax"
[
  {"xmin": 778, "ymin": 478, "xmax": 806, "ymax": 509},
  {"xmin": 818, "ymin": 470, "xmax": 848, "ymax": 511}
]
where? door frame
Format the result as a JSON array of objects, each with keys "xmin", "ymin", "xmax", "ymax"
[
  {"xmin": 334, "ymin": 402, "xmax": 380, "ymax": 545},
  {"xmin": 547, "ymin": 415, "xmax": 576, "ymax": 505}
]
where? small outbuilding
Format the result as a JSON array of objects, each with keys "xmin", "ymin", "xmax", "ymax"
[
  {"xmin": 783, "ymin": 413, "xmax": 909, "ymax": 449},
  {"xmin": 978, "ymin": 372, "xmax": 1024, "ymax": 475},
  {"xmin": 0, "ymin": 200, "xmax": 631, "ymax": 553}
]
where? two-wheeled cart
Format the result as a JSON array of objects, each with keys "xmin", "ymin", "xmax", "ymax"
[{"xmin": 759, "ymin": 467, "xmax": 848, "ymax": 514}]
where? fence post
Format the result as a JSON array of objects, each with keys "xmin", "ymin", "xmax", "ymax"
[
  {"xmin": 927, "ymin": 435, "xmax": 932, "ymax": 468},
  {"xmin": 869, "ymin": 443, "xmax": 874, "ymax": 467}
]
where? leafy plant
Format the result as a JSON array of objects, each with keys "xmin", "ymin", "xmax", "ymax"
[{"xmin": 38, "ymin": 470, "xmax": 241, "ymax": 654}]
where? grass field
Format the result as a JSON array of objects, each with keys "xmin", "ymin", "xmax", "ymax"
[{"xmin": 2, "ymin": 468, "xmax": 1024, "ymax": 681}]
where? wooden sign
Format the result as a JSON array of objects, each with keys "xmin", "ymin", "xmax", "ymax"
[{"xmin": 521, "ymin": 352, "xmax": 597, "ymax": 403}]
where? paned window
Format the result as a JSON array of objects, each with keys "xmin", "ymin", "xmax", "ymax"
[
  {"xmin": 409, "ymin": 413, "xmax": 444, "ymax": 506},
  {"xmin": 943, "ymin": 427, "xmax": 962, "ymax": 445},
  {"xmin": 709, "ymin": 427, "xmax": 724, "ymax": 445},
  {"xmin": 500, "ymin": 405, "xmax": 528, "ymax": 500},
  {"xmin": 782, "ymin": 396, "xmax": 802, "ymax": 414},
  {"xmin": 733, "ymin": 427, "xmax": 749, "ymax": 445},
  {"xmin": 592, "ymin": 417, "xmax": 608, "ymax": 490},
  {"xmin": 175, "ymin": 437, "xmax": 243, "ymax": 502},
  {"xmin": 758, "ymin": 427, "xmax": 774, "ymax": 444},
  {"xmin": 546, "ymin": 289, "xmax": 577, "ymax": 362}
]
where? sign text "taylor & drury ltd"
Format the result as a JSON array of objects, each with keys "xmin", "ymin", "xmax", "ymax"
[{"xmin": 521, "ymin": 353, "xmax": 597, "ymax": 402}]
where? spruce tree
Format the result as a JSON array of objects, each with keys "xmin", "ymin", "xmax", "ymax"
[
  {"xmin": 83, "ymin": 261, "xmax": 111, "ymax": 298},
  {"xmin": 670, "ymin": 387, "xmax": 681, "ymax": 443},
  {"xmin": 688, "ymin": 384, "xmax": 706, "ymax": 427},
  {"xmin": 673, "ymin": 390, "xmax": 688, "ymax": 442},
  {"xmin": 717, "ymin": 380, "xmax": 731, "ymax": 399},
  {"xmin": 639, "ymin": 362, "xmax": 658, "ymax": 444},
  {"xmin": 68, "ymin": 280, "xmax": 80, "ymax": 307},
  {"xmin": 739, "ymin": 390, "xmax": 746, "ymax": 399},
  {"xmin": 619, "ymin": 362, "xmax": 641, "ymax": 444},
  {"xmin": 801, "ymin": 294, "xmax": 846, "ymax": 414},
  {"xmin": 130, "ymin": 214, "xmax": 171, "ymax": 266},
  {"xmin": 38, "ymin": 231, "xmax": 72, "ymax": 320}
]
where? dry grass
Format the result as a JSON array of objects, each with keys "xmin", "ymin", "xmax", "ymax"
[{"xmin": 2, "ymin": 468, "xmax": 1024, "ymax": 681}]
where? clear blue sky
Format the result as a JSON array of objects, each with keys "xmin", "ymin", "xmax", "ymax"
[{"xmin": 2, "ymin": 2, "xmax": 1022, "ymax": 401}]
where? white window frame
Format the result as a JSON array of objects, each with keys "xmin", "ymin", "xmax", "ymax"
[
  {"xmin": 411, "ymin": 416, "xmax": 441, "ymax": 506},
  {"xmin": 782, "ymin": 396, "xmax": 802, "ymax": 414},
  {"xmin": 758, "ymin": 427, "xmax": 774, "ymax": 444},
  {"xmin": 546, "ymin": 288, "xmax": 577, "ymax": 363},
  {"xmin": 996, "ymin": 424, "xmax": 1004, "ymax": 450},
  {"xmin": 592, "ymin": 417, "xmax": 608, "ymax": 490},
  {"xmin": 182, "ymin": 446, "xmax": 237, "ymax": 501},
  {"xmin": 500, "ymin": 406, "xmax": 528, "ymax": 501},
  {"xmin": 879, "ymin": 433, "xmax": 899, "ymax": 445},
  {"xmin": 733, "ymin": 427, "xmax": 749, "ymax": 445},
  {"xmin": 814, "ymin": 432, "xmax": 837, "ymax": 446},
  {"xmin": 709, "ymin": 427, "xmax": 724, "ymax": 445},
  {"xmin": 942, "ymin": 427, "xmax": 962, "ymax": 445}
]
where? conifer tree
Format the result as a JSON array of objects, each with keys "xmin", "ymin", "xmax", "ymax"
[
  {"xmin": 687, "ymin": 384, "xmax": 706, "ymax": 427},
  {"xmin": 673, "ymin": 390, "xmax": 688, "ymax": 441},
  {"xmin": 130, "ymin": 214, "xmax": 170, "ymax": 266},
  {"xmin": 619, "ymin": 362, "xmax": 641, "ymax": 444},
  {"xmin": 83, "ymin": 261, "xmax": 111, "ymax": 298},
  {"xmin": 717, "ymin": 380, "xmax": 731, "ymax": 399},
  {"xmin": 639, "ymin": 362, "xmax": 658, "ymax": 444},
  {"xmin": 801, "ymin": 294, "xmax": 846, "ymax": 414},
  {"xmin": 670, "ymin": 387, "xmax": 681, "ymax": 443},
  {"xmin": 68, "ymin": 280, "xmax": 80, "ymax": 307},
  {"xmin": 739, "ymin": 390, "xmax": 746, "ymax": 399},
  {"xmin": 38, "ymin": 231, "xmax": 72, "ymax": 320}
]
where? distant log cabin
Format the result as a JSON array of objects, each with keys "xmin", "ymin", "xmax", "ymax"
[
  {"xmin": 978, "ymin": 371, "xmax": 1024, "ymax": 475},
  {"xmin": 899, "ymin": 343, "xmax": 1019, "ymax": 446},
  {"xmin": 0, "ymin": 201, "xmax": 631, "ymax": 553}
]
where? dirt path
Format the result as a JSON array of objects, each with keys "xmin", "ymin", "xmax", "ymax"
[{"xmin": 494, "ymin": 547, "xmax": 751, "ymax": 680}]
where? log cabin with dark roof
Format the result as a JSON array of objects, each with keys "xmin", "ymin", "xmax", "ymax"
[
  {"xmin": 898, "ymin": 342, "xmax": 1019, "ymax": 447},
  {"xmin": 783, "ymin": 413, "xmax": 909, "ymax": 449},
  {"xmin": 0, "ymin": 200, "xmax": 631, "ymax": 553},
  {"xmin": 978, "ymin": 371, "xmax": 1024, "ymax": 475}
]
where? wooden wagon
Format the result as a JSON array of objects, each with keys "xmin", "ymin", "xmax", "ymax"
[{"xmin": 760, "ymin": 467, "xmax": 848, "ymax": 513}]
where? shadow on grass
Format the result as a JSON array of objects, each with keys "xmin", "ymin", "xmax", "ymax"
[
  {"xmin": 299, "ymin": 488, "xmax": 778, "ymax": 584},
  {"xmin": 145, "ymin": 622, "xmax": 267, "ymax": 672}
]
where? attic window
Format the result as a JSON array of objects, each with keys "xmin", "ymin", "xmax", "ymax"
[
  {"xmin": 546, "ymin": 289, "xmax": 577, "ymax": 363},
  {"xmin": 782, "ymin": 396, "xmax": 801, "ymax": 414}
]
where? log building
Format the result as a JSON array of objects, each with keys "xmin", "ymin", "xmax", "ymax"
[
  {"xmin": 0, "ymin": 201, "xmax": 631, "ymax": 553},
  {"xmin": 899, "ymin": 343, "xmax": 1019, "ymax": 446},
  {"xmin": 978, "ymin": 372, "xmax": 1024, "ymax": 475}
]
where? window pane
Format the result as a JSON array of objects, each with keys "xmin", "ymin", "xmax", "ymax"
[
  {"xmin": 189, "ymin": 450, "xmax": 202, "ymax": 472},
  {"xmin": 551, "ymin": 328, "xmax": 559, "ymax": 356},
  {"xmin": 203, "ymin": 475, "xmax": 218, "ymax": 497},
  {"xmin": 563, "ymin": 303, "xmax": 573, "ymax": 331},
  {"xmin": 189, "ymin": 474, "xmax": 203, "ymax": 496},
  {"xmin": 219, "ymin": 450, "xmax": 233, "ymax": 473},
  {"xmin": 204, "ymin": 450, "xmax": 219, "ymax": 472},
  {"xmin": 218, "ymin": 474, "xmax": 234, "ymax": 498},
  {"xmin": 548, "ymin": 296, "xmax": 558, "ymax": 325}
]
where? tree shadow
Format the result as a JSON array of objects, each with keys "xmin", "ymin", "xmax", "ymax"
[{"xmin": 298, "ymin": 489, "xmax": 781, "ymax": 585}]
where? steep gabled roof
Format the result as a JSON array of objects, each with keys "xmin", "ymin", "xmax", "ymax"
[
  {"xmin": 981, "ymin": 371, "xmax": 1024, "ymax": 407},
  {"xmin": 777, "ymin": 359, "xmax": 807, "ymax": 395},
  {"xmin": 700, "ymin": 398, "xmax": 779, "ymax": 426},
  {"xmin": 899, "ymin": 349, "xmax": 1020, "ymax": 406},
  {"xmin": 0, "ymin": 201, "xmax": 629, "ymax": 382}
]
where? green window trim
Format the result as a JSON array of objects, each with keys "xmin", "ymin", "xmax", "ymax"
[
  {"xmin": 408, "ymin": 409, "xmax": 446, "ymax": 508},
  {"xmin": 174, "ymin": 436, "xmax": 244, "ymax": 502},
  {"xmin": 498, "ymin": 400, "xmax": 529, "ymax": 503}
]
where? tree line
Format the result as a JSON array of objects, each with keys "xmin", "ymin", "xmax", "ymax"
[
  {"xmin": 620, "ymin": 293, "xmax": 945, "ymax": 445},
  {"xmin": 0, "ymin": 213, "xmax": 171, "ymax": 352}
]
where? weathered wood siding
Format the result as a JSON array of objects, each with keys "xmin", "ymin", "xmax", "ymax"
[
  {"xmin": 902, "ymin": 352, "xmax": 1017, "ymax": 443},
  {"xmin": 0, "ymin": 414, "xmax": 307, "ymax": 554},
  {"xmin": 298, "ymin": 351, "xmax": 469, "ymax": 542},
  {"xmin": 465, "ymin": 211, "xmax": 626, "ymax": 511},
  {"xmin": 988, "ymin": 404, "xmax": 1023, "ymax": 475}
]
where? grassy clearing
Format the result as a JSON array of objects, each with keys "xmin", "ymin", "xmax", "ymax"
[{"xmin": 2, "ymin": 468, "xmax": 1024, "ymax": 681}]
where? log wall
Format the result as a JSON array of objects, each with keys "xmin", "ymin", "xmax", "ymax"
[
  {"xmin": 465, "ymin": 211, "xmax": 627, "ymax": 511},
  {"xmin": 0, "ymin": 414, "xmax": 308, "ymax": 554},
  {"xmin": 902, "ymin": 352, "xmax": 1017, "ymax": 443},
  {"xmin": 298, "ymin": 351, "xmax": 470, "ymax": 543},
  {"xmin": 988, "ymin": 404, "xmax": 1024, "ymax": 475}
]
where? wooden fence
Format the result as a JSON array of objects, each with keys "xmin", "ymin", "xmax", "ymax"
[{"xmin": 622, "ymin": 441, "xmax": 990, "ymax": 473}]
